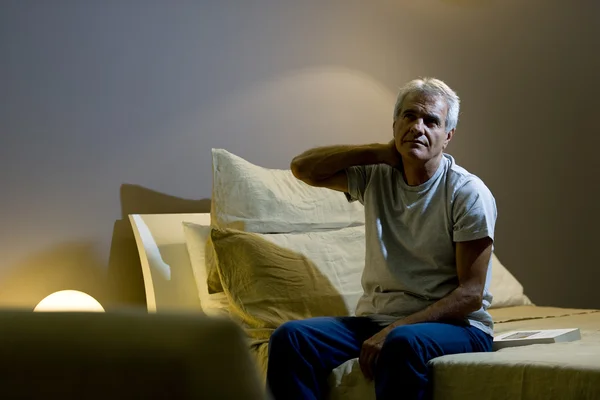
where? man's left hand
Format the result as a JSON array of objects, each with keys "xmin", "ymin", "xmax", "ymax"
[{"xmin": 359, "ymin": 325, "xmax": 395, "ymax": 380}]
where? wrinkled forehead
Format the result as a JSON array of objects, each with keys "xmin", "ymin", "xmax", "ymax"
[{"xmin": 401, "ymin": 91, "xmax": 448, "ymax": 117}]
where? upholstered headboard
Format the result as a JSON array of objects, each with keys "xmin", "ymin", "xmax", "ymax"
[{"xmin": 129, "ymin": 213, "xmax": 210, "ymax": 312}]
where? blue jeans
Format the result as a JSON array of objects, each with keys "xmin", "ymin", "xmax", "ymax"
[{"xmin": 266, "ymin": 317, "xmax": 493, "ymax": 400}]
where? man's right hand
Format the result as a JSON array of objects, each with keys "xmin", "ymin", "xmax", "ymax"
[{"xmin": 383, "ymin": 140, "xmax": 402, "ymax": 168}]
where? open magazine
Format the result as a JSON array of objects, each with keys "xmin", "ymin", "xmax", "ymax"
[{"xmin": 493, "ymin": 328, "xmax": 581, "ymax": 350}]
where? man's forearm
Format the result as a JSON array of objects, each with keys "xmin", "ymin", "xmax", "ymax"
[
  {"xmin": 391, "ymin": 287, "xmax": 482, "ymax": 328},
  {"xmin": 291, "ymin": 144, "xmax": 392, "ymax": 182}
]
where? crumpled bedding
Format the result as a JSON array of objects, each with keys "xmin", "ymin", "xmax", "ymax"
[{"xmin": 250, "ymin": 306, "xmax": 600, "ymax": 400}]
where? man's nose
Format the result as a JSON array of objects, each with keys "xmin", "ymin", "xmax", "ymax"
[{"xmin": 410, "ymin": 119, "xmax": 425, "ymax": 134}]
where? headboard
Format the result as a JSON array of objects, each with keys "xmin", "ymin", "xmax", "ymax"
[{"xmin": 129, "ymin": 213, "xmax": 210, "ymax": 312}]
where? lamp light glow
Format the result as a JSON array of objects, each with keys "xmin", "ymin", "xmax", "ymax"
[{"xmin": 34, "ymin": 290, "xmax": 104, "ymax": 312}]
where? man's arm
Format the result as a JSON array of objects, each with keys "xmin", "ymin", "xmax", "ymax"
[
  {"xmin": 390, "ymin": 236, "xmax": 493, "ymax": 328},
  {"xmin": 359, "ymin": 236, "xmax": 492, "ymax": 380},
  {"xmin": 290, "ymin": 142, "xmax": 400, "ymax": 192}
]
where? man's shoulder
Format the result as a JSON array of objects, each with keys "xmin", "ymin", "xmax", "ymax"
[
  {"xmin": 442, "ymin": 153, "xmax": 477, "ymax": 181},
  {"xmin": 442, "ymin": 154, "xmax": 493, "ymax": 198}
]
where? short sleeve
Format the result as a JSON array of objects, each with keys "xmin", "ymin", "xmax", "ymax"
[
  {"xmin": 344, "ymin": 165, "xmax": 376, "ymax": 205},
  {"xmin": 452, "ymin": 178, "xmax": 497, "ymax": 243}
]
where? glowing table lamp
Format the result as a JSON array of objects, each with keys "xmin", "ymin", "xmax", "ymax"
[{"xmin": 34, "ymin": 290, "xmax": 104, "ymax": 312}]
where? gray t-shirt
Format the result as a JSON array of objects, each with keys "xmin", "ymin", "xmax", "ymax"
[{"xmin": 345, "ymin": 153, "xmax": 497, "ymax": 336}]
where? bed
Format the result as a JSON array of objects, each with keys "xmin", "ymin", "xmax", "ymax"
[{"xmin": 129, "ymin": 148, "xmax": 600, "ymax": 400}]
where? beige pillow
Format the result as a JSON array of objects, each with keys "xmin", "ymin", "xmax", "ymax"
[
  {"xmin": 489, "ymin": 253, "xmax": 533, "ymax": 308},
  {"xmin": 203, "ymin": 233, "xmax": 224, "ymax": 294},
  {"xmin": 181, "ymin": 221, "xmax": 229, "ymax": 315},
  {"xmin": 180, "ymin": 221, "xmax": 224, "ymax": 295},
  {"xmin": 210, "ymin": 227, "xmax": 365, "ymax": 330}
]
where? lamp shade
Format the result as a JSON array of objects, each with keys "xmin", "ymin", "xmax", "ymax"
[{"xmin": 34, "ymin": 290, "xmax": 104, "ymax": 312}]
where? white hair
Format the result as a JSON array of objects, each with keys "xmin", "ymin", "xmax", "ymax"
[{"xmin": 393, "ymin": 77, "xmax": 460, "ymax": 133}]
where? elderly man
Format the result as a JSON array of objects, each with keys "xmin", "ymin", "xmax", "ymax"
[{"xmin": 266, "ymin": 78, "xmax": 497, "ymax": 400}]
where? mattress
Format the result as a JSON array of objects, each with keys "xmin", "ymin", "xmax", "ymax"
[
  {"xmin": 250, "ymin": 306, "xmax": 600, "ymax": 400},
  {"xmin": 429, "ymin": 307, "xmax": 600, "ymax": 400}
]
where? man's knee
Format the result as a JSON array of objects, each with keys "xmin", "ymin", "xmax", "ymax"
[
  {"xmin": 380, "ymin": 325, "xmax": 422, "ymax": 359},
  {"xmin": 269, "ymin": 320, "xmax": 305, "ymax": 348}
]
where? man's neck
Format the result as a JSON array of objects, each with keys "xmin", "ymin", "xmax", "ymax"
[{"xmin": 401, "ymin": 154, "xmax": 443, "ymax": 186}]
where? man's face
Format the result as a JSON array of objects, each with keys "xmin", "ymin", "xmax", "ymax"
[{"xmin": 393, "ymin": 92, "xmax": 454, "ymax": 163}]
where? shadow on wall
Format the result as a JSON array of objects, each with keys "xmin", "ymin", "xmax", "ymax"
[
  {"xmin": 0, "ymin": 184, "xmax": 210, "ymax": 311},
  {"xmin": 105, "ymin": 184, "xmax": 210, "ymax": 310}
]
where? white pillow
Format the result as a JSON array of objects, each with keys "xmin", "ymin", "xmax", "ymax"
[
  {"xmin": 211, "ymin": 148, "xmax": 364, "ymax": 233},
  {"xmin": 182, "ymin": 221, "xmax": 229, "ymax": 317},
  {"xmin": 489, "ymin": 253, "xmax": 532, "ymax": 308}
]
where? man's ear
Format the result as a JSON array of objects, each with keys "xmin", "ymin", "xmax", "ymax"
[
  {"xmin": 392, "ymin": 120, "xmax": 397, "ymax": 138},
  {"xmin": 443, "ymin": 128, "xmax": 455, "ymax": 149}
]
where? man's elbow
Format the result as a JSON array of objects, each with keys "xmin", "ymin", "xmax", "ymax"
[
  {"xmin": 467, "ymin": 294, "xmax": 483, "ymax": 313},
  {"xmin": 461, "ymin": 289, "xmax": 484, "ymax": 314},
  {"xmin": 290, "ymin": 157, "xmax": 312, "ymax": 182},
  {"xmin": 469, "ymin": 294, "xmax": 484, "ymax": 312},
  {"xmin": 290, "ymin": 158, "xmax": 303, "ymax": 178}
]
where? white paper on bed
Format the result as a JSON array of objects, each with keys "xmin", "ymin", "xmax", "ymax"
[
  {"xmin": 492, "ymin": 328, "xmax": 581, "ymax": 350},
  {"xmin": 211, "ymin": 148, "xmax": 364, "ymax": 233}
]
